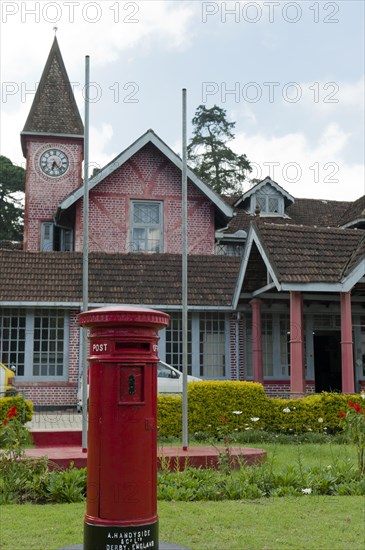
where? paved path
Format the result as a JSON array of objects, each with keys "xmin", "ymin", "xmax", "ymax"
[{"xmin": 26, "ymin": 410, "xmax": 83, "ymax": 431}]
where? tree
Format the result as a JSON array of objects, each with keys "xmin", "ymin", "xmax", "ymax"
[
  {"xmin": 187, "ymin": 105, "xmax": 251, "ymax": 194},
  {"xmin": 0, "ymin": 156, "xmax": 25, "ymax": 241}
]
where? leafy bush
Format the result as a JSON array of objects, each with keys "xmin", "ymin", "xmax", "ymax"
[
  {"xmin": 157, "ymin": 460, "xmax": 364, "ymax": 501},
  {"xmin": 158, "ymin": 381, "xmax": 268, "ymax": 438},
  {"xmin": 157, "ymin": 395, "xmax": 182, "ymax": 437},
  {"xmin": 157, "ymin": 384, "xmax": 364, "ymax": 438},
  {"xmin": 0, "ymin": 456, "xmax": 50, "ymax": 504},
  {"xmin": 45, "ymin": 466, "xmax": 87, "ymax": 503},
  {"xmin": 0, "ymin": 395, "xmax": 33, "ymax": 425}
]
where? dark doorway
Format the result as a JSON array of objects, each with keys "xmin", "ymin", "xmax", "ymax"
[{"xmin": 313, "ymin": 331, "xmax": 341, "ymax": 392}]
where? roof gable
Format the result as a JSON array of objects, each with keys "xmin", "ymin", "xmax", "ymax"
[
  {"xmin": 21, "ymin": 37, "xmax": 84, "ymax": 154},
  {"xmin": 234, "ymin": 177, "xmax": 295, "ymax": 209},
  {"xmin": 58, "ymin": 129, "xmax": 233, "ymax": 218},
  {"xmin": 234, "ymin": 222, "xmax": 365, "ymax": 302},
  {"xmin": 339, "ymin": 195, "xmax": 365, "ymax": 228}
]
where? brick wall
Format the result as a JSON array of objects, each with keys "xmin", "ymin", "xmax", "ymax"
[
  {"xmin": 23, "ymin": 137, "xmax": 83, "ymax": 252},
  {"xmin": 74, "ymin": 143, "xmax": 215, "ymax": 255}
]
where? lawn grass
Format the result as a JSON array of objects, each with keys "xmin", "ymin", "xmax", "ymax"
[
  {"xmin": 0, "ymin": 497, "xmax": 364, "ymax": 550},
  {"xmin": 160, "ymin": 440, "xmax": 357, "ymax": 470},
  {"xmin": 248, "ymin": 442, "xmax": 356, "ymax": 470}
]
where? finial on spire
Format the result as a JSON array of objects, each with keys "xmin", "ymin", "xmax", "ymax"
[{"xmin": 53, "ymin": 26, "xmax": 58, "ymax": 35}]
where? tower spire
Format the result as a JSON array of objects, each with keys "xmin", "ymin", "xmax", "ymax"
[{"xmin": 21, "ymin": 37, "xmax": 84, "ymax": 156}]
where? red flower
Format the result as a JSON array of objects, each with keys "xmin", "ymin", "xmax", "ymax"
[
  {"xmin": 338, "ymin": 412, "xmax": 346, "ymax": 418},
  {"xmin": 7, "ymin": 406, "xmax": 17, "ymax": 419},
  {"xmin": 2, "ymin": 418, "xmax": 8, "ymax": 427},
  {"xmin": 220, "ymin": 417, "xmax": 227, "ymax": 423},
  {"xmin": 349, "ymin": 401, "xmax": 362, "ymax": 414}
]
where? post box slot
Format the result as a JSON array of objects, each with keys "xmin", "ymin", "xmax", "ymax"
[
  {"xmin": 119, "ymin": 366, "xmax": 144, "ymax": 404},
  {"xmin": 115, "ymin": 342, "xmax": 150, "ymax": 352}
]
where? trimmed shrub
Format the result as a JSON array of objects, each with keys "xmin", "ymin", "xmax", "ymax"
[
  {"xmin": 157, "ymin": 395, "xmax": 182, "ymax": 437},
  {"xmin": 158, "ymin": 381, "xmax": 269, "ymax": 437},
  {"xmin": 0, "ymin": 395, "xmax": 33, "ymax": 425},
  {"xmin": 157, "ymin": 383, "xmax": 364, "ymax": 438},
  {"xmin": 188, "ymin": 381, "xmax": 268, "ymax": 435}
]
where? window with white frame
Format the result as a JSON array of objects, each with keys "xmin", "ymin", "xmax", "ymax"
[
  {"xmin": 131, "ymin": 201, "xmax": 163, "ymax": 253},
  {"xmin": 200, "ymin": 313, "xmax": 226, "ymax": 378},
  {"xmin": 262, "ymin": 313, "xmax": 274, "ymax": 376},
  {"xmin": 256, "ymin": 194, "xmax": 281, "ymax": 214},
  {"xmin": 41, "ymin": 222, "xmax": 73, "ymax": 252},
  {"xmin": 0, "ymin": 309, "xmax": 26, "ymax": 376},
  {"xmin": 33, "ymin": 310, "xmax": 65, "ymax": 377},
  {"xmin": 165, "ymin": 313, "xmax": 192, "ymax": 374},
  {"xmin": 280, "ymin": 314, "xmax": 290, "ymax": 376},
  {"xmin": 0, "ymin": 308, "xmax": 69, "ymax": 380}
]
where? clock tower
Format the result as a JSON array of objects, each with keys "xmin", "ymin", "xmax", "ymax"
[{"xmin": 21, "ymin": 37, "xmax": 84, "ymax": 252}]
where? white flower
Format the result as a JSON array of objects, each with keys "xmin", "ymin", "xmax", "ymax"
[
  {"xmin": 283, "ymin": 407, "xmax": 291, "ymax": 413},
  {"xmin": 250, "ymin": 417, "xmax": 260, "ymax": 422},
  {"xmin": 232, "ymin": 411, "xmax": 243, "ymax": 415},
  {"xmin": 360, "ymin": 392, "xmax": 365, "ymax": 400},
  {"xmin": 318, "ymin": 418, "xmax": 324, "ymax": 423},
  {"xmin": 302, "ymin": 488, "xmax": 312, "ymax": 495}
]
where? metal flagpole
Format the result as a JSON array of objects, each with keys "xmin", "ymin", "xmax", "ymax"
[
  {"xmin": 82, "ymin": 55, "xmax": 90, "ymax": 452},
  {"xmin": 182, "ymin": 89, "xmax": 188, "ymax": 450}
]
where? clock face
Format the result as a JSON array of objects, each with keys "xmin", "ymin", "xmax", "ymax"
[{"xmin": 40, "ymin": 148, "xmax": 69, "ymax": 177}]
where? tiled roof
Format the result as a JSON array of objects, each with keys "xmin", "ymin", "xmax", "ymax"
[
  {"xmin": 338, "ymin": 195, "xmax": 365, "ymax": 227},
  {"xmin": 254, "ymin": 222, "xmax": 365, "ymax": 283},
  {"xmin": 227, "ymin": 197, "xmax": 350, "ymax": 233},
  {"xmin": 21, "ymin": 37, "xmax": 83, "ymax": 151},
  {"xmin": 285, "ymin": 198, "xmax": 349, "ymax": 227},
  {"xmin": 0, "ymin": 252, "xmax": 240, "ymax": 307}
]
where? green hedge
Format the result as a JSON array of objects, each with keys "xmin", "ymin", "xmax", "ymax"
[
  {"xmin": 0, "ymin": 395, "xmax": 33, "ymax": 424},
  {"xmin": 158, "ymin": 381, "xmax": 268, "ymax": 437},
  {"xmin": 157, "ymin": 383, "xmax": 363, "ymax": 437}
]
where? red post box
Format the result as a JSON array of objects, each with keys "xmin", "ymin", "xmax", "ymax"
[{"xmin": 78, "ymin": 306, "xmax": 170, "ymax": 550}]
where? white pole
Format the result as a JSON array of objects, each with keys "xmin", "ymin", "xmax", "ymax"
[
  {"xmin": 82, "ymin": 55, "xmax": 90, "ymax": 451},
  {"xmin": 182, "ymin": 89, "xmax": 188, "ymax": 450}
]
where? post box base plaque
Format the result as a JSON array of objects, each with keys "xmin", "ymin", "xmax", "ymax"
[
  {"xmin": 59, "ymin": 544, "xmax": 190, "ymax": 550},
  {"xmin": 84, "ymin": 521, "xmax": 158, "ymax": 549}
]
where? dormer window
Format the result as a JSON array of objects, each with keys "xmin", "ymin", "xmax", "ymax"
[
  {"xmin": 251, "ymin": 186, "xmax": 284, "ymax": 216},
  {"xmin": 233, "ymin": 177, "xmax": 294, "ymax": 218},
  {"xmin": 256, "ymin": 194, "xmax": 281, "ymax": 214}
]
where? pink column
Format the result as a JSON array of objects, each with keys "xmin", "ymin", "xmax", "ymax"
[
  {"xmin": 340, "ymin": 292, "xmax": 355, "ymax": 393},
  {"xmin": 250, "ymin": 299, "xmax": 263, "ymax": 384},
  {"xmin": 290, "ymin": 291, "xmax": 305, "ymax": 395}
]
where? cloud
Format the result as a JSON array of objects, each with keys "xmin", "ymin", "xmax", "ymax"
[
  {"xmin": 1, "ymin": 1, "xmax": 196, "ymax": 80},
  {"xmin": 89, "ymin": 123, "xmax": 115, "ymax": 173},
  {"xmin": 234, "ymin": 124, "xmax": 365, "ymax": 201}
]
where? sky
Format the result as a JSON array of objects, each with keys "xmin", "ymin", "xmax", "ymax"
[{"xmin": 0, "ymin": 0, "xmax": 364, "ymax": 201}]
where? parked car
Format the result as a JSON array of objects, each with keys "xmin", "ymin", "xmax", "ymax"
[
  {"xmin": 0, "ymin": 362, "xmax": 17, "ymax": 396},
  {"xmin": 77, "ymin": 361, "xmax": 201, "ymax": 411}
]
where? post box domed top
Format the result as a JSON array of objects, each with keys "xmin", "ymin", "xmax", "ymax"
[{"xmin": 78, "ymin": 306, "xmax": 170, "ymax": 329}]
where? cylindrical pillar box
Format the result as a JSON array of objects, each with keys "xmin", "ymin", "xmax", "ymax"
[{"xmin": 78, "ymin": 306, "xmax": 170, "ymax": 550}]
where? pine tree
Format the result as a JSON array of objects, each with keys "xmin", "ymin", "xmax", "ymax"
[{"xmin": 187, "ymin": 105, "xmax": 251, "ymax": 194}]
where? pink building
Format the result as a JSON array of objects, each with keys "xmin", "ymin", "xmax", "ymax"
[{"xmin": 1, "ymin": 38, "xmax": 364, "ymax": 407}]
